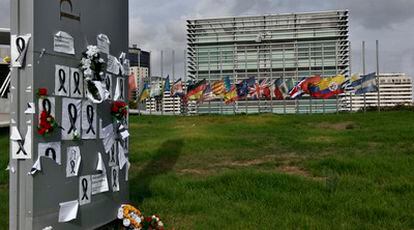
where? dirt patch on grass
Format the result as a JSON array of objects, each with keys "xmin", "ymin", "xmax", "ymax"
[
  {"xmin": 314, "ymin": 121, "xmax": 357, "ymax": 130},
  {"xmin": 277, "ymin": 165, "xmax": 324, "ymax": 181}
]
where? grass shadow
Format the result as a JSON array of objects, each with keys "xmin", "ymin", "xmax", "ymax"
[{"xmin": 130, "ymin": 139, "xmax": 183, "ymax": 204}]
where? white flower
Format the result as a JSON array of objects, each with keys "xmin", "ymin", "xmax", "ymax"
[
  {"xmin": 158, "ymin": 221, "xmax": 164, "ymax": 227},
  {"xmin": 86, "ymin": 45, "xmax": 99, "ymax": 58},
  {"xmin": 99, "ymin": 58, "xmax": 105, "ymax": 63},
  {"xmin": 84, "ymin": 68, "xmax": 93, "ymax": 76}
]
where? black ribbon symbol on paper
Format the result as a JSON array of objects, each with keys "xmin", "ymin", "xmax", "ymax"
[
  {"xmin": 15, "ymin": 37, "xmax": 25, "ymax": 62},
  {"xmin": 67, "ymin": 103, "xmax": 78, "ymax": 134},
  {"xmin": 110, "ymin": 146, "xmax": 116, "ymax": 163},
  {"xmin": 86, "ymin": 105, "xmax": 95, "ymax": 135},
  {"xmin": 73, "ymin": 72, "xmax": 81, "ymax": 95},
  {"xmin": 70, "ymin": 159, "xmax": 76, "ymax": 174},
  {"xmin": 42, "ymin": 98, "xmax": 52, "ymax": 115},
  {"xmin": 81, "ymin": 178, "xmax": 89, "ymax": 200},
  {"xmin": 45, "ymin": 148, "xmax": 57, "ymax": 161},
  {"xmin": 58, "ymin": 69, "xmax": 67, "ymax": 94},
  {"xmin": 119, "ymin": 79, "xmax": 124, "ymax": 100},
  {"xmin": 112, "ymin": 169, "xmax": 117, "ymax": 189},
  {"xmin": 16, "ymin": 139, "xmax": 27, "ymax": 155}
]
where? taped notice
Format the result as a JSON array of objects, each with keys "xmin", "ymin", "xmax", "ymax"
[
  {"xmin": 91, "ymin": 173, "xmax": 109, "ymax": 195},
  {"xmin": 54, "ymin": 31, "xmax": 75, "ymax": 55}
]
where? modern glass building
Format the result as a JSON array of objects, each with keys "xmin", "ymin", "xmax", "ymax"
[{"xmin": 186, "ymin": 10, "xmax": 350, "ymax": 114}]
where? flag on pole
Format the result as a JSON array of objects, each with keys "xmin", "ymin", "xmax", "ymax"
[
  {"xmin": 150, "ymin": 80, "xmax": 163, "ymax": 98},
  {"xmin": 223, "ymin": 76, "xmax": 232, "ymax": 92},
  {"xmin": 289, "ymin": 75, "xmax": 322, "ymax": 99},
  {"xmin": 172, "ymin": 78, "xmax": 184, "ymax": 97},
  {"xmin": 164, "ymin": 75, "xmax": 170, "ymax": 92},
  {"xmin": 350, "ymin": 72, "xmax": 378, "ymax": 95},
  {"xmin": 187, "ymin": 79, "xmax": 207, "ymax": 101},
  {"xmin": 211, "ymin": 80, "xmax": 225, "ymax": 97},
  {"xmin": 248, "ymin": 81, "xmax": 261, "ymax": 99},
  {"xmin": 273, "ymin": 78, "xmax": 293, "ymax": 100},
  {"xmin": 201, "ymin": 84, "xmax": 215, "ymax": 102},
  {"xmin": 259, "ymin": 78, "xmax": 271, "ymax": 99},
  {"xmin": 224, "ymin": 85, "xmax": 238, "ymax": 104},
  {"xmin": 309, "ymin": 75, "xmax": 346, "ymax": 99},
  {"xmin": 237, "ymin": 76, "xmax": 255, "ymax": 99},
  {"xmin": 139, "ymin": 83, "xmax": 150, "ymax": 102}
]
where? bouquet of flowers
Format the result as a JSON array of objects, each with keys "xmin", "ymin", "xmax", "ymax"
[
  {"xmin": 80, "ymin": 45, "xmax": 107, "ymax": 103},
  {"xmin": 142, "ymin": 215, "xmax": 164, "ymax": 230},
  {"xmin": 37, "ymin": 110, "xmax": 59, "ymax": 136},
  {"xmin": 117, "ymin": 205, "xmax": 165, "ymax": 230},
  {"xmin": 111, "ymin": 101, "xmax": 128, "ymax": 121}
]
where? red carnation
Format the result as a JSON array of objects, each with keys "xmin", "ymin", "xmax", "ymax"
[{"xmin": 37, "ymin": 88, "xmax": 48, "ymax": 97}]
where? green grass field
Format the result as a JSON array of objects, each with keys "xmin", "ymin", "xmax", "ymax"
[{"xmin": 1, "ymin": 111, "xmax": 414, "ymax": 229}]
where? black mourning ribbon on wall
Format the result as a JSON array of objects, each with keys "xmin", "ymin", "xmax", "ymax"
[
  {"xmin": 73, "ymin": 72, "xmax": 81, "ymax": 95},
  {"xmin": 67, "ymin": 103, "xmax": 78, "ymax": 134},
  {"xmin": 45, "ymin": 148, "xmax": 57, "ymax": 161},
  {"xmin": 112, "ymin": 169, "xmax": 117, "ymax": 188},
  {"xmin": 86, "ymin": 105, "xmax": 95, "ymax": 135},
  {"xmin": 110, "ymin": 146, "xmax": 115, "ymax": 162},
  {"xmin": 119, "ymin": 79, "xmax": 124, "ymax": 100},
  {"xmin": 58, "ymin": 69, "xmax": 67, "ymax": 94},
  {"xmin": 15, "ymin": 37, "xmax": 25, "ymax": 62},
  {"xmin": 42, "ymin": 98, "xmax": 52, "ymax": 115},
  {"xmin": 16, "ymin": 139, "xmax": 27, "ymax": 155},
  {"xmin": 81, "ymin": 178, "xmax": 89, "ymax": 200},
  {"xmin": 70, "ymin": 159, "xmax": 76, "ymax": 174}
]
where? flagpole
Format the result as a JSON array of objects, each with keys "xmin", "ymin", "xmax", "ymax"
[
  {"xmin": 270, "ymin": 45, "xmax": 274, "ymax": 114},
  {"xmin": 245, "ymin": 46, "xmax": 248, "ymax": 115},
  {"xmin": 220, "ymin": 50, "xmax": 223, "ymax": 115},
  {"xmin": 309, "ymin": 45, "xmax": 313, "ymax": 115},
  {"xmin": 376, "ymin": 40, "xmax": 381, "ymax": 113},
  {"xmin": 257, "ymin": 46, "xmax": 260, "ymax": 113},
  {"xmin": 161, "ymin": 50, "xmax": 164, "ymax": 115},
  {"xmin": 172, "ymin": 49, "xmax": 176, "ymax": 116},
  {"xmin": 362, "ymin": 41, "xmax": 366, "ymax": 113},
  {"xmin": 149, "ymin": 50, "xmax": 152, "ymax": 115},
  {"xmin": 233, "ymin": 46, "xmax": 236, "ymax": 115},
  {"xmin": 282, "ymin": 44, "xmax": 286, "ymax": 115},
  {"xmin": 184, "ymin": 49, "xmax": 187, "ymax": 115},
  {"xmin": 349, "ymin": 41, "xmax": 353, "ymax": 112},
  {"xmin": 208, "ymin": 50, "xmax": 211, "ymax": 114},
  {"xmin": 335, "ymin": 41, "xmax": 339, "ymax": 114},
  {"xmin": 295, "ymin": 41, "xmax": 299, "ymax": 114},
  {"xmin": 322, "ymin": 43, "xmax": 326, "ymax": 114}
]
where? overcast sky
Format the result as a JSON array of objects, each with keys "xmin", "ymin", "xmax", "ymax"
[{"xmin": 1, "ymin": 0, "xmax": 413, "ymax": 79}]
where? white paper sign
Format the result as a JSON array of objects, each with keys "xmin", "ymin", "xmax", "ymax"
[
  {"xmin": 54, "ymin": 31, "xmax": 75, "ymax": 55},
  {"xmin": 24, "ymin": 102, "xmax": 36, "ymax": 114},
  {"xmin": 118, "ymin": 141, "xmax": 127, "ymax": 170},
  {"xmin": 11, "ymin": 125, "xmax": 32, "ymax": 159},
  {"xmin": 97, "ymin": 34, "xmax": 110, "ymax": 54},
  {"xmin": 70, "ymin": 68, "xmax": 83, "ymax": 98},
  {"xmin": 62, "ymin": 98, "xmax": 81, "ymax": 140},
  {"xmin": 38, "ymin": 142, "xmax": 61, "ymax": 165},
  {"xmin": 29, "ymin": 157, "xmax": 42, "ymax": 175},
  {"xmin": 96, "ymin": 152, "xmax": 105, "ymax": 173},
  {"xmin": 79, "ymin": 175, "xmax": 92, "ymax": 206},
  {"xmin": 58, "ymin": 200, "xmax": 79, "ymax": 223},
  {"xmin": 66, "ymin": 146, "xmax": 81, "ymax": 177},
  {"xmin": 113, "ymin": 77, "xmax": 125, "ymax": 101},
  {"xmin": 92, "ymin": 173, "xmax": 109, "ymax": 195},
  {"xmin": 107, "ymin": 55, "xmax": 120, "ymax": 75},
  {"xmin": 11, "ymin": 34, "xmax": 31, "ymax": 68},
  {"xmin": 82, "ymin": 100, "xmax": 97, "ymax": 139},
  {"xmin": 111, "ymin": 166, "xmax": 120, "ymax": 192},
  {"xmin": 38, "ymin": 97, "xmax": 55, "ymax": 123},
  {"xmin": 55, "ymin": 65, "xmax": 70, "ymax": 96},
  {"xmin": 108, "ymin": 143, "xmax": 117, "ymax": 167},
  {"xmin": 104, "ymin": 73, "xmax": 112, "ymax": 100}
]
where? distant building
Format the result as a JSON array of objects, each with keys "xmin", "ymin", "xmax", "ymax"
[
  {"xmin": 0, "ymin": 28, "xmax": 10, "ymax": 98},
  {"xmin": 128, "ymin": 45, "xmax": 151, "ymax": 103},
  {"xmin": 343, "ymin": 73, "xmax": 413, "ymax": 111},
  {"xmin": 144, "ymin": 76, "xmax": 182, "ymax": 114},
  {"xmin": 187, "ymin": 10, "xmax": 350, "ymax": 114}
]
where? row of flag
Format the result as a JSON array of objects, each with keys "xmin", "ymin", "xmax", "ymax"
[{"xmin": 139, "ymin": 73, "xmax": 378, "ymax": 104}]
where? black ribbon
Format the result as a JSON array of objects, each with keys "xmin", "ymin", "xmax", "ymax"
[
  {"xmin": 86, "ymin": 105, "xmax": 95, "ymax": 135},
  {"xmin": 112, "ymin": 169, "xmax": 117, "ymax": 188},
  {"xmin": 45, "ymin": 148, "xmax": 57, "ymax": 161},
  {"xmin": 16, "ymin": 140, "xmax": 27, "ymax": 155},
  {"xmin": 119, "ymin": 79, "xmax": 124, "ymax": 100},
  {"xmin": 73, "ymin": 72, "xmax": 81, "ymax": 95},
  {"xmin": 58, "ymin": 69, "xmax": 67, "ymax": 94},
  {"xmin": 70, "ymin": 159, "xmax": 76, "ymax": 174},
  {"xmin": 42, "ymin": 98, "xmax": 52, "ymax": 115},
  {"xmin": 67, "ymin": 103, "xmax": 77, "ymax": 134},
  {"xmin": 81, "ymin": 178, "xmax": 89, "ymax": 200},
  {"xmin": 15, "ymin": 37, "xmax": 25, "ymax": 62},
  {"xmin": 110, "ymin": 146, "xmax": 116, "ymax": 162}
]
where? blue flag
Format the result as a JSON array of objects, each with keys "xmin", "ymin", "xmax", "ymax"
[
  {"xmin": 164, "ymin": 75, "xmax": 170, "ymax": 92},
  {"xmin": 351, "ymin": 73, "xmax": 377, "ymax": 95}
]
